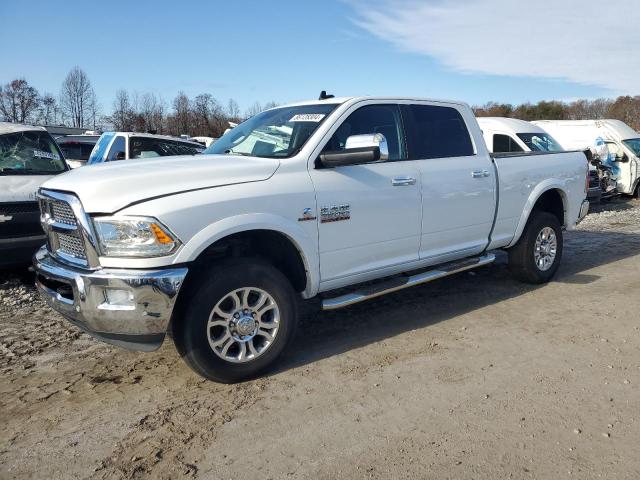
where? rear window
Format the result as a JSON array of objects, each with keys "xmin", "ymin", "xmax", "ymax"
[
  {"xmin": 129, "ymin": 137, "xmax": 203, "ymax": 159},
  {"xmin": 402, "ymin": 104, "xmax": 474, "ymax": 159},
  {"xmin": 58, "ymin": 142, "xmax": 96, "ymax": 161},
  {"xmin": 0, "ymin": 130, "xmax": 67, "ymax": 174}
]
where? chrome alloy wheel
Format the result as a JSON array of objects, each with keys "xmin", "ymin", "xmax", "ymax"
[
  {"xmin": 207, "ymin": 287, "xmax": 280, "ymax": 363},
  {"xmin": 534, "ymin": 227, "xmax": 557, "ymax": 271}
]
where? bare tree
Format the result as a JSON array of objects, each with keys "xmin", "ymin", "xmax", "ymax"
[
  {"xmin": 37, "ymin": 93, "xmax": 58, "ymax": 125},
  {"xmin": 171, "ymin": 92, "xmax": 191, "ymax": 135},
  {"xmin": 244, "ymin": 101, "xmax": 263, "ymax": 119},
  {"xmin": 0, "ymin": 78, "xmax": 40, "ymax": 123},
  {"xmin": 140, "ymin": 93, "xmax": 165, "ymax": 133},
  {"xmin": 111, "ymin": 89, "xmax": 134, "ymax": 131},
  {"xmin": 226, "ymin": 99, "xmax": 240, "ymax": 121},
  {"xmin": 60, "ymin": 66, "xmax": 96, "ymax": 128}
]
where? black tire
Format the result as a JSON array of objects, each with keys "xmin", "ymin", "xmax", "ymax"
[
  {"xmin": 174, "ymin": 258, "xmax": 298, "ymax": 383},
  {"xmin": 508, "ymin": 211, "xmax": 563, "ymax": 284}
]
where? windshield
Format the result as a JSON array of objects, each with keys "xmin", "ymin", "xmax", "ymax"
[
  {"xmin": 517, "ymin": 133, "xmax": 563, "ymax": 152},
  {"xmin": 205, "ymin": 103, "xmax": 339, "ymax": 158},
  {"xmin": 0, "ymin": 130, "xmax": 67, "ymax": 175},
  {"xmin": 622, "ymin": 138, "xmax": 640, "ymax": 156}
]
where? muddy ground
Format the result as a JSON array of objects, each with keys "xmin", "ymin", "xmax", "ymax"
[{"xmin": 1, "ymin": 199, "xmax": 639, "ymax": 479}]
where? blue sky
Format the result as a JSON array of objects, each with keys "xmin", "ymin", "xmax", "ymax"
[{"xmin": 0, "ymin": 0, "xmax": 637, "ymax": 114}]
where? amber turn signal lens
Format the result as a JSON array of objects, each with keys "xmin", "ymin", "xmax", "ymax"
[{"xmin": 150, "ymin": 223, "xmax": 173, "ymax": 244}]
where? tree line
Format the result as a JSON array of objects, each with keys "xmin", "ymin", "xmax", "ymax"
[
  {"xmin": 473, "ymin": 96, "xmax": 640, "ymax": 131},
  {"xmin": 0, "ymin": 67, "xmax": 277, "ymax": 138},
  {"xmin": 1, "ymin": 66, "xmax": 639, "ymax": 136}
]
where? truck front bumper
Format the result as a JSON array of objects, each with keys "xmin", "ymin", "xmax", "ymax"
[{"xmin": 33, "ymin": 247, "xmax": 188, "ymax": 351}]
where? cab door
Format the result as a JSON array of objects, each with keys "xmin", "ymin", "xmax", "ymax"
[
  {"xmin": 401, "ymin": 103, "xmax": 496, "ymax": 263},
  {"xmin": 309, "ymin": 103, "xmax": 422, "ymax": 289}
]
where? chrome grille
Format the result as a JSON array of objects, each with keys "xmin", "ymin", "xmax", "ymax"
[
  {"xmin": 51, "ymin": 201, "xmax": 77, "ymax": 225},
  {"xmin": 39, "ymin": 193, "xmax": 89, "ymax": 266},
  {"xmin": 57, "ymin": 232, "xmax": 87, "ymax": 259}
]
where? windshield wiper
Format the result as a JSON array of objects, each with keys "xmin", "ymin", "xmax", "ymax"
[
  {"xmin": 223, "ymin": 149, "xmax": 252, "ymax": 156},
  {"xmin": 0, "ymin": 167, "xmax": 61, "ymax": 175}
]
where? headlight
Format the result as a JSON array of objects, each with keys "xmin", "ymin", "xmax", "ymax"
[{"xmin": 92, "ymin": 216, "xmax": 180, "ymax": 257}]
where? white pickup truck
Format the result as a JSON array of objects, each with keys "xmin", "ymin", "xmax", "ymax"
[{"xmin": 33, "ymin": 96, "xmax": 590, "ymax": 382}]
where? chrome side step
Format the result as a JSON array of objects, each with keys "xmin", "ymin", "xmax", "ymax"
[{"xmin": 321, "ymin": 253, "xmax": 495, "ymax": 310}]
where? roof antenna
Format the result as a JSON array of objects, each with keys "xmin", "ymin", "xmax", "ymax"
[{"xmin": 319, "ymin": 90, "xmax": 334, "ymax": 100}]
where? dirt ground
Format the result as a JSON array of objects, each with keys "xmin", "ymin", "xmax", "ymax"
[{"xmin": 1, "ymin": 199, "xmax": 639, "ymax": 480}]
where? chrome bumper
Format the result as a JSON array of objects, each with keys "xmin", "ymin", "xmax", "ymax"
[
  {"xmin": 577, "ymin": 199, "xmax": 590, "ymax": 224},
  {"xmin": 33, "ymin": 247, "xmax": 188, "ymax": 351}
]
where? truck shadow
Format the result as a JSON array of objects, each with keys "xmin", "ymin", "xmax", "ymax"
[{"xmin": 272, "ymin": 228, "xmax": 640, "ymax": 375}]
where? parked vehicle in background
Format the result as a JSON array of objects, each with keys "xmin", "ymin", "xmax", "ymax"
[
  {"xmin": 0, "ymin": 122, "xmax": 69, "ymax": 267},
  {"xmin": 479, "ymin": 117, "xmax": 601, "ymax": 202},
  {"xmin": 33, "ymin": 96, "xmax": 589, "ymax": 382},
  {"xmin": 533, "ymin": 120, "xmax": 640, "ymax": 199},
  {"xmin": 189, "ymin": 136, "xmax": 217, "ymax": 147},
  {"xmin": 55, "ymin": 134, "xmax": 100, "ymax": 168},
  {"xmin": 87, "ymin": 132, "xmax": 205, "ymax": 164}
]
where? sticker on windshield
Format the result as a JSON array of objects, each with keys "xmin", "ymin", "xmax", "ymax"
[
  {"xmin": 289, "ymin": 114, "xmax": 326, "ymax": 123},
  {"xmin": 33, "ymin": 149, "xmax": 60, "ymax": 160}
]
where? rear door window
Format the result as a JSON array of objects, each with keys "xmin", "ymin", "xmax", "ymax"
[
  {"xmin": 493, "ymin": 134, "xmax": 524, "ymax": 153},
  {"xmin": 401, "ymin": 104, "xmax": 474, "ymax": 159}
]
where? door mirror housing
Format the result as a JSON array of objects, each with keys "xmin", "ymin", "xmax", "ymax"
[
  {"xmin": 616, "ymin": 153, "xmax": 629, "ymax": 163},
  {"xmin": 318, "ymin": 133, "xmax": 388, "ymax": 168}
]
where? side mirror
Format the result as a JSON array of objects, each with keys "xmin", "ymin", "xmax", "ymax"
[
  {"xmin": 318, "ymin": 133, "xmax": 388, "ymax": 168},
  {"xmin": 115, "ymin": 151, "xmax": 126, "ymax": 161},
  {"xmin": 617, "ymin": 153, "xmax": 629, "ymax": 163}
]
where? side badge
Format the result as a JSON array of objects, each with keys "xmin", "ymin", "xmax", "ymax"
[
  {"xmin": 320, "ymin": 204, "xmax": 350, "ymax": 223},
  {"xmin": 298, "ymin": 208, "xmax": 317, "ymax": 222}
]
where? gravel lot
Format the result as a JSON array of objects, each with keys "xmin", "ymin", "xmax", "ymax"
[{"xmin": 1, "ymin": 199, "xmax": 639, "ymax": 479}]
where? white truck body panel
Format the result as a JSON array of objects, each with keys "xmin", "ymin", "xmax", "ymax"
[{"xmin": 38, "ymin": 96, "xmax": 589, "ymax": 302}]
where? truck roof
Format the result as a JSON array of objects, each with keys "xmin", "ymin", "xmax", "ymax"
[
  {"xmin": 0, "ymin": 122, "xmax": 47, "ymax": 135},
  {"xmin": 104, "ymin": 132, "xmax": 204, "ymax": 145},
  {"xmin": 477, "ymin": 117, "xmax": 549, "ymax": 135},
  {"xmin": 279, "ymin": 96, "xmax": 471, "ymax": 109}
]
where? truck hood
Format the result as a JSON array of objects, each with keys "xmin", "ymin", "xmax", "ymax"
[
  {"xmin": 1, "ymin": 175, "xmax": 58, "ymax": 202},
  {"xmin": 41, "ymin": 154, "xmax": 280, "ymax": 213}
]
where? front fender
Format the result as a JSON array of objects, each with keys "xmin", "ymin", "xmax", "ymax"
[
  {"xmin": 173, "ymin": 213, "xmax": 320, "ymax": 298},
  {"xmin": 507, "ymin": 180, "xmax": 568, "ymax": 248}
]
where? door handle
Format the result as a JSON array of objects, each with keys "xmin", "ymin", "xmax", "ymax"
[
  {"xmin": 471, "ymin": 170, "xmax": 490, "ymax": 178},
  {"xmin": 392, "ymin": 176, "xmax": 417, "ymax": 186}
]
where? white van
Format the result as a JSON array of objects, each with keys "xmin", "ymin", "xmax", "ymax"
[
  {"xmin": 478, "ymin": 117, "xmax": 601, "ymax": 201},
  {"xmin": 532, "ymin": 120, "xmax": 640, "ymax": 198},
  {"xmin": 477, "ymin": 117, "xmax": 565, "ymax": 153},
  {"xmin": 0, "ymin": 123, "xmax": 69, "ymax": 267}
]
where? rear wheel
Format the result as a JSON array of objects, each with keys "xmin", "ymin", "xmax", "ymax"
[
  {"xmin": 175, "ymin": 258, "xmax": 298, "ymax": 383},
  {"xmin": 508, "ymin": 211, "xmax": 563, "ymax": 284}
]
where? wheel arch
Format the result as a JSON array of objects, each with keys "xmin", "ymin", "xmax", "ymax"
[
  {"xmin": 508, "ymin": 184, "xmax": 568, "ymax": 248},
  {"xmin": 174, "ymin": 214, "xmax": 319, "ymax": 298}
]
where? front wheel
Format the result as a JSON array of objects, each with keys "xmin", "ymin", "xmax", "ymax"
[
  {"xmin": 174, "ymin": 258, "xmax": 298, "ymax": 383},
  {"xmin": 508, "ymin": 211, "xmax": 563, "ymax": 284}
]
